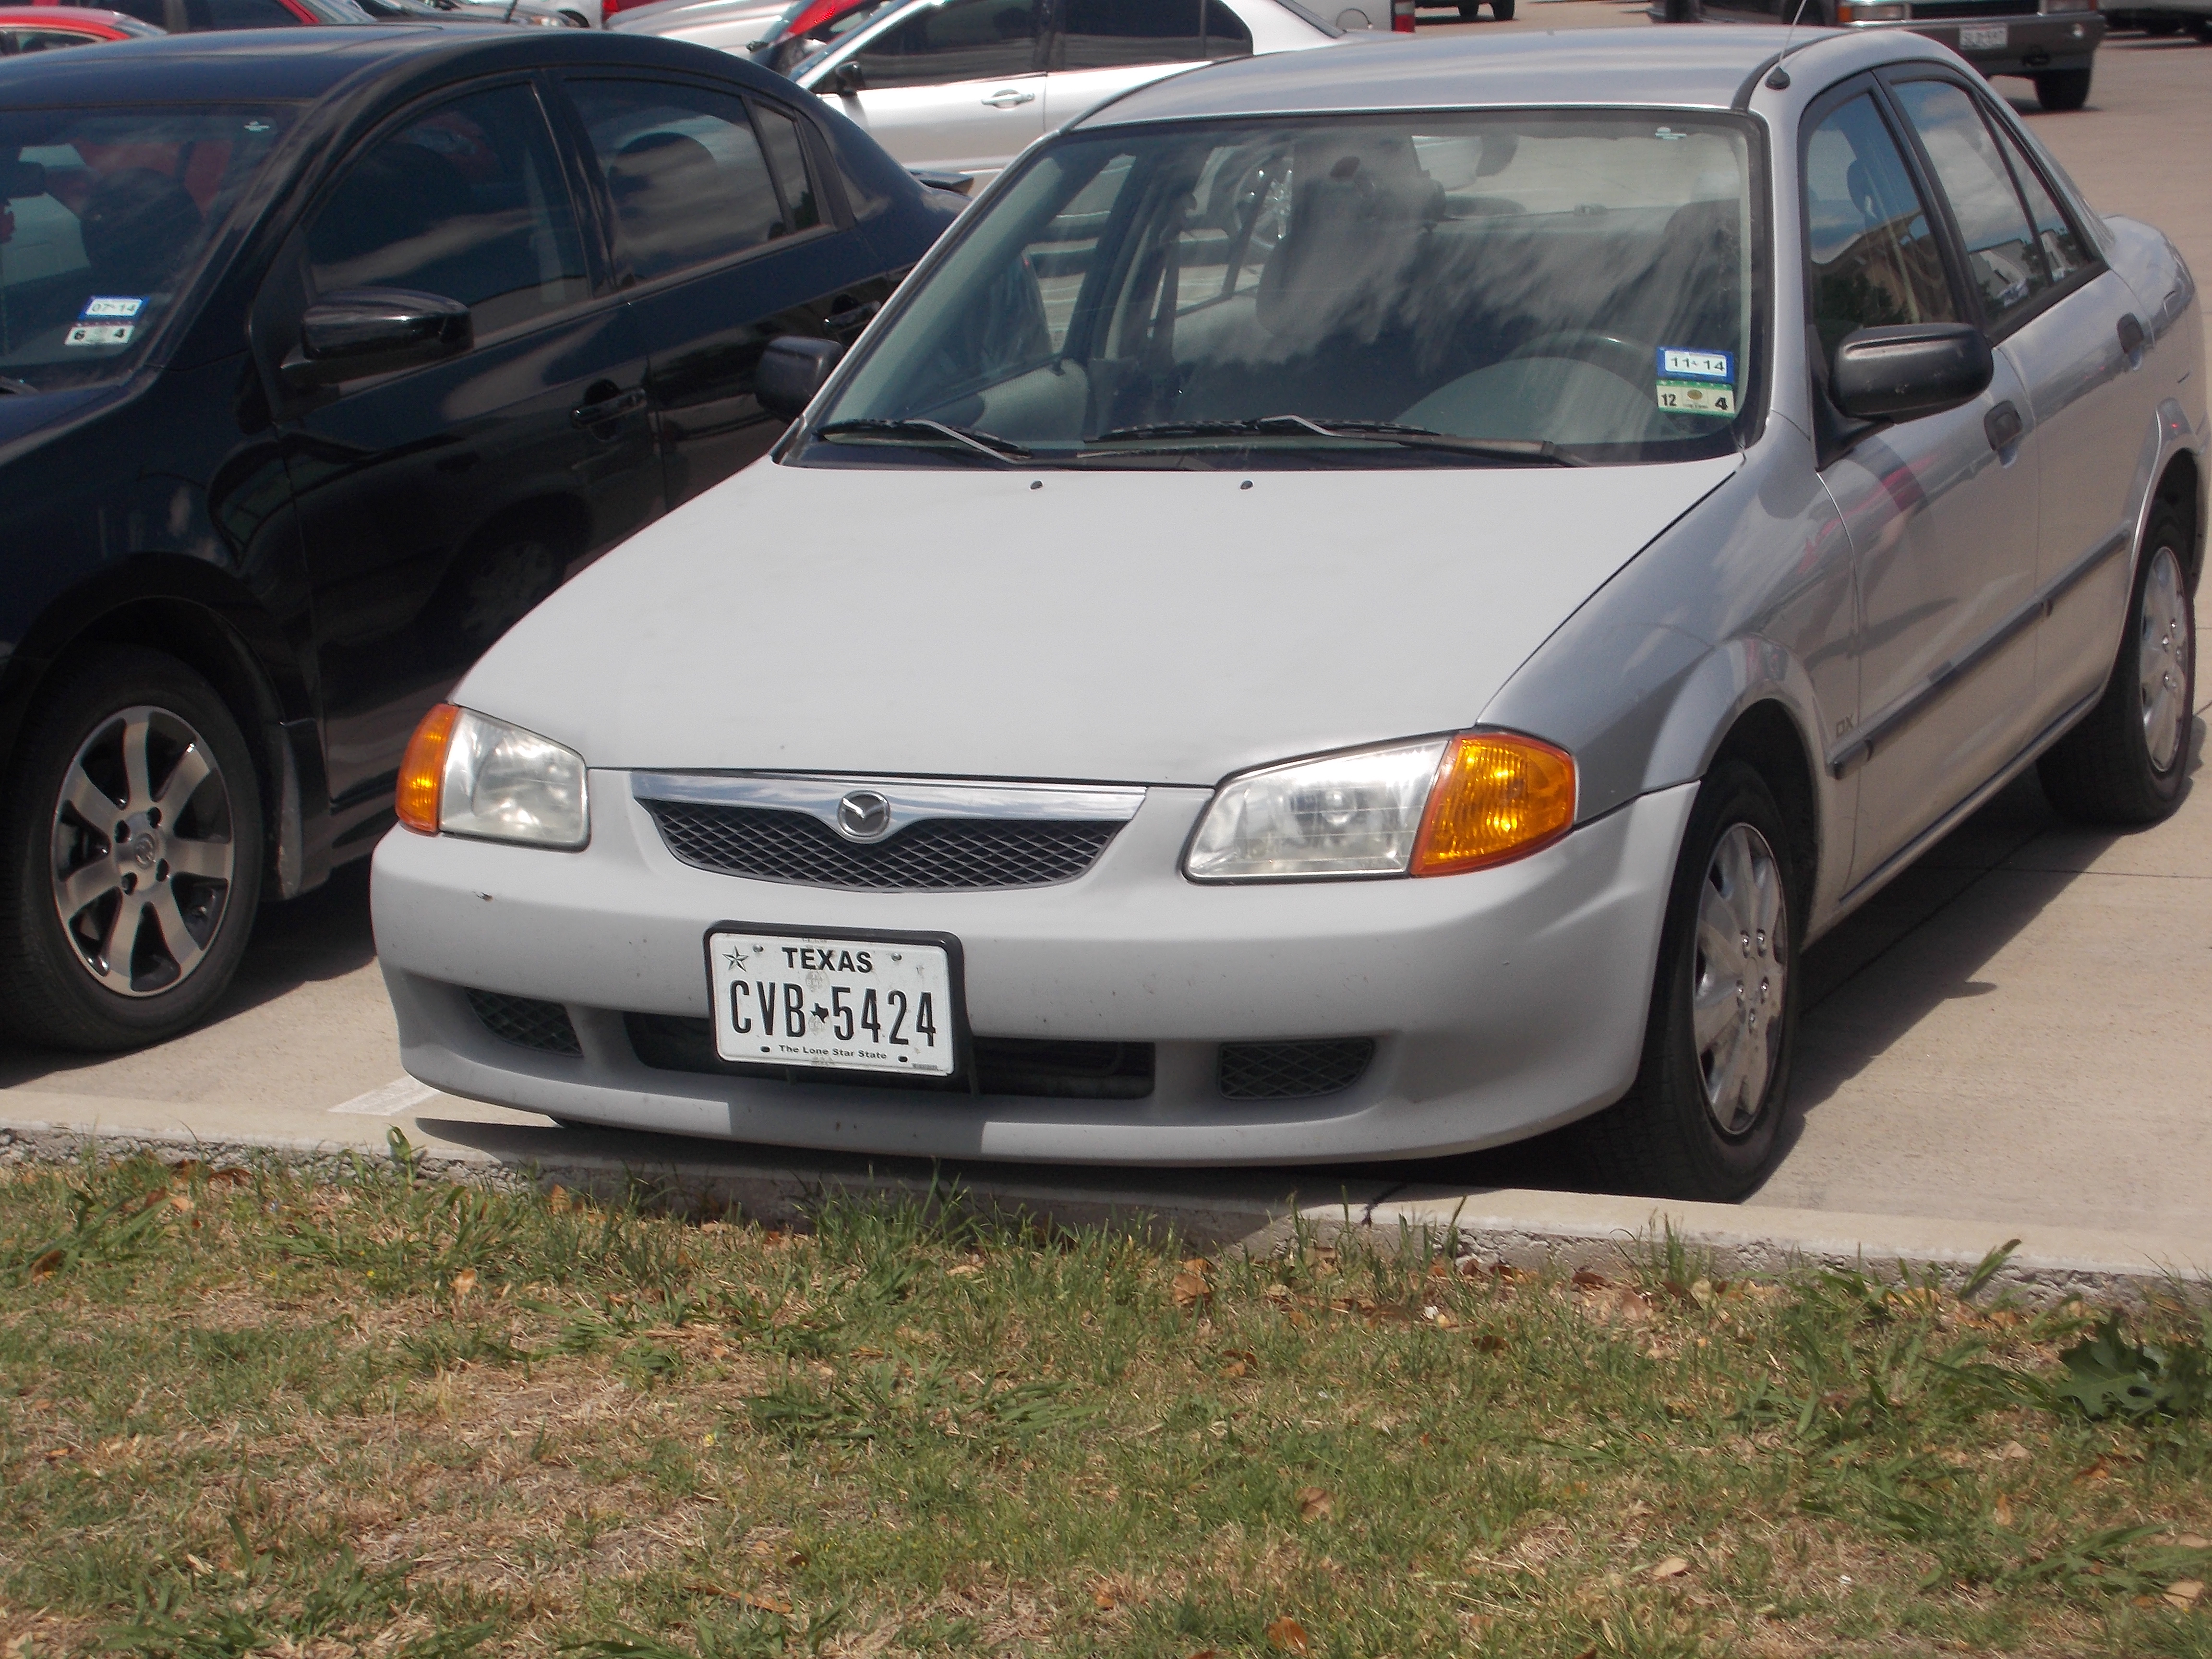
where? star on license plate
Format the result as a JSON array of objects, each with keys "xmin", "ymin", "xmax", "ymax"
[{"xmin": 708, "ymin": 929, "xmax": 959, "ymax": 1076}]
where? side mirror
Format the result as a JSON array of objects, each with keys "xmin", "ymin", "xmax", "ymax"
[
  {"xmin": 282, "ymin": 287, "xmax": 471, "ymax": 391},
  {"xmin": 908, "ymin": 167, "xmax": 974, "ymax": 197},
  {"xmin": 757, "ymin": 335, "xmax": 844, "ymax": 420},
  {"xmin": 1830, "ymin": 322, "xmax": 1993, "ymax": 423},
  {"xmin": 828, "ymin": 59, "xmax": 866, "ymax": 94},
  {"xmin": 0, "ymin": 159, "xmax": 45, "ymax": 199}
]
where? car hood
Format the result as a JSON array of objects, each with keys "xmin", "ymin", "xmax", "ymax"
[{"xmin": 457, "ymin": 454, "xmax": 1739, "ymax": 785}]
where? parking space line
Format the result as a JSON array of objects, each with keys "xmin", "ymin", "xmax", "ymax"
[{"xmin": 330, "ymin": 1078, "xmax": 438, "ymax": 1118}]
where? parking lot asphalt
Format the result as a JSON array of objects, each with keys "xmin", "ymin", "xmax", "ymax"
[{"xmin": 3, "ymin": 12, "xmax": 2208, "ymax": 1264}]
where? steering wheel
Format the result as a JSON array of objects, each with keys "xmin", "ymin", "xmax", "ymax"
[{"xmin": 1503, "ymin": 329, "xmax": 1651, "ymax": 388}]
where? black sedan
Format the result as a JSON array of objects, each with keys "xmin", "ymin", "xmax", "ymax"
[{"xmin": 0, "ymin": 24, "xmax": 956, "ymax": 1048}]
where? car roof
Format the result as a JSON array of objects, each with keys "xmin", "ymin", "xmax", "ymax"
[
  {"xmin": 0, "ymin": 21, "xmax": 795, "ymax": 107},
  {"xmin": 1075, "ymin": 24, "xmax": 1926, "ymax": 126},
  {"xmin": 0, "ymin": 4, "xmax": 134, "ymax": 19}
]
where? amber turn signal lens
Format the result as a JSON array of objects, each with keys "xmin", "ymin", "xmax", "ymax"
[
  {"xmin": 397, "ymin": 703, "xmax": 460, "ymax": 836},
  {"xmin": 1410, "ymin": 732, "xmax": 1576, "ymax": 875}
]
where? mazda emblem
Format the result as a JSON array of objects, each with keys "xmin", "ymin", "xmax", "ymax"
[{"xmin": 835, "ymin": 790, "xmax": 892, "ymax": 842}]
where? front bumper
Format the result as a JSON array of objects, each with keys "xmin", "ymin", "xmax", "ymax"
[
  {"xmin": 1850, "ymin": 11, "xmax": 2104, "ymax": 71},
  {"xmin": 371, "ymin": 776, "xmax": 1698, "ymax": 1165}
]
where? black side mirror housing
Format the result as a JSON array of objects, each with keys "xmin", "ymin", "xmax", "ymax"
[
  {"xmin": 828, "ymin": 59, "xmax": 866, "ymax": 94},
  {"xmin": 282, "ymin": 288, "xmax": 471, "ymax": 391},
  {"xmin": 757, "ymin": 335, "xmax": 845, "ymax": 420},
  {"xmin": 908, "ymin": 167, "xmax": 974, "ymax": 197},
  {"xmin": 0, "ymin": 159, "xmax": 45, "ymax": 199},
  {"xmin": 1830, "ymin": 322, "xmax": 1993, "ymax": 423}
]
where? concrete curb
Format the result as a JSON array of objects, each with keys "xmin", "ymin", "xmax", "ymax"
[{"xmin": 4, "ymin": 1116, "xmax": 2204, "ymax": 1308}]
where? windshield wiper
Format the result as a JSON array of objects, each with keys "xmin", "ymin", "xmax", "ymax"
[
  {"xmin": 0, "ymin": 375, "xmax": 36, "ymax": 397},
  {"xmin": 1089, "ymin": 415, "xmax": 1580, "ymax": 466},
  {"xmin": 815, "ymin": 417, "xmax": 1031, "ymax": 465}
]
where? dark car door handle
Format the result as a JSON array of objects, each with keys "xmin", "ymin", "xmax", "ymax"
[
  {"xmin": 2117, "ymin": 313, "xmax": 2146, "ymax": 358},
  {"xmin": 1985, "ymin": 400, "xmax": 2024, "ymax": 452},
  {"xmin": 572, "ymin": 387, "xmax": 646, "ymax": 427}
]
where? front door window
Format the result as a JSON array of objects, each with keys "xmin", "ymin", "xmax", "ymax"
[{"xmin": 849, "ymin": 0, "xmax": 1042, "ymax": 89}]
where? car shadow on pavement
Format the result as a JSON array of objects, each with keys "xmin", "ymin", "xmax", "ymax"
[{"xmin": 0, "ymin": 860, "xmax": 378, "ymax": 1083}]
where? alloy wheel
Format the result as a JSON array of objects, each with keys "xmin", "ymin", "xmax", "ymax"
[
  {"xmin": 2138, "ymin": 544, "xmax": 2190, "ymax": 774},
  {"xmin": 1690, "ymin": 821, "xmax": 1787, "ymax": 1137},
  {"xmin": 49, "ymin": 704, "xmax": 237, "ymax": 996}
]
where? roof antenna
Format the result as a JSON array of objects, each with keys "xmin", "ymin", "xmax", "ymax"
[{"xmin": 1767, "ymin": 0, "xmax": 1814, "ymax": 87}]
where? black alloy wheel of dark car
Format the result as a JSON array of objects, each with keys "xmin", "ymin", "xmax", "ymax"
[
  {"xmin": 0, "ymin": 646, "xmax": 264, "ymax": 1050},
  {"xmin": 2038, "ymin": 500, "xmax": 2197, "ymax": 824},
  {"xmin": 2034, "ymin": 67, "xmax": 2093, "ymax": 110},
  {"xmin": 1572, "ymin": 761, "xmax": 1799, "ymax": 1202}
]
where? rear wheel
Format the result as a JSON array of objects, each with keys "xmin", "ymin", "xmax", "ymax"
[
  {"xmin": 0, "ymin": 646, "xmax": 264, "ymax": 1051},
  {"xmin": 1490, "ymin": 0, "xmax": 1515, "ymax": 17},
  {"xmin": 1571, "ymin": 762, "xmax": 1798, "ymax": 1201},
  {"xmin": 2034, "ymin": 67, "xmax": 2093, "ymax": 110},
  {"xmin": 2037, "ymin": 503, "xmax": 2195, "ymax": 825}
]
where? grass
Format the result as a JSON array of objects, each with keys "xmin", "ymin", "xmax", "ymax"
[{"xmin": 1, "ymin": 1152, "xmax": 2210, "ymax": 1659}]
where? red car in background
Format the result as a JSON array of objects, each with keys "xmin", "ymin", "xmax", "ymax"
[
  {"xmin": 12, "ymin": 0, "xmax": 371, "ymax": 31},
  {"xmin": 0, "ymin": 4, "xmax": 162, "ymax": 47}
]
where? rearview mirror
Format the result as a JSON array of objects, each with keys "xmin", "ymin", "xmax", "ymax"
[
  {"xmin": 0, "ymin": 160, "xmax": 45, "ymax": 199},
  {"xmin": 1830, "ymin": 323, "xmax": 1993, "ymax": 423},
  {"xmin": 757, "ymin": 335, "xmax": 844, "ymax": 420},
  {"xmin": 282, "ymin": 287, "xmax": 471, "ymax": 391}
]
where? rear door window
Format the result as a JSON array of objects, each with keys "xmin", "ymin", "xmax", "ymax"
[
  {"xmin": 565, "ymin": 81, "xmax": 796, "ymax": 282},
  {"xmin": 305, "ymin": 84, "xmax": 590, "ymax": 337}
]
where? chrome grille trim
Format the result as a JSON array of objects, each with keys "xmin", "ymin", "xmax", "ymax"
[{"xmin": 630, "ymin": 771, "xmax": 1146, "ymax": 844}]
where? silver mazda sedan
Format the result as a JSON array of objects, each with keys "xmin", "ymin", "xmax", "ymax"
[{"xmin": 371, "ymin": 26, "xmax": 2204, "ymax": 1200}]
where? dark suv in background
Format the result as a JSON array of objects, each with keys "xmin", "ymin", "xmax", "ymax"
[{"xmin": 0, "ymin": 25, "xmax": 955, "ymax": 1050}]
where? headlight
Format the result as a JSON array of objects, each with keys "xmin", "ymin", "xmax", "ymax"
[
  {"xmin": 1184, "ymin": 731, "xmax": 1575, "ymax": 882},
  {"xmin": 397, "ymin": 703, "xmax": 589, "ymax": 848},
  {"xmin": 1838, "ymin": 2, "xmax": 1907, "ymax": 19}
]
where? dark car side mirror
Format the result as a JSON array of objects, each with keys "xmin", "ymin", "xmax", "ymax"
[
  {"xmin": 757, "ymin": 336, "xmax": 845, "ymax": 420},
  {"xmin": 0, "ymin": 160, "xmax": 45, "ymax": 199},
  {"xmin": 828, "ymin": 59, "xmax": 865, "ymax": 94},
  {"xmin": 1829, "ymin": 323, "xmax": 1993, "ymax": 423},
  {"xmin": 282, "ymin": 287, "xmax": 472, "ymax": 391}
]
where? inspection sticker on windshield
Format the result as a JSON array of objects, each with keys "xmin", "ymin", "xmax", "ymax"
[
  {"xmin": 79, "ymin": 296, "xmax": 144, "ymax": 320},
  {"xmin": 1657, "ymin": 380, "xmax": 1735, "ymax": 416},
  {"xmin": 1658, "ymin": 346, "xmax": 1733, "ymax": 382},
  {"xmin": 64, "ymin": 323, "xmax": 133, "ymax": 348}
]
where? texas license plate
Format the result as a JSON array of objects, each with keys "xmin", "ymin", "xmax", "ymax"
[
  {"xmin": 1959, "ymin": 22, "xmax": 2008, "ymax": 48},
  {"xmin": 707, "ymin": 928, "xmax": 959, "ymax": 1076}
]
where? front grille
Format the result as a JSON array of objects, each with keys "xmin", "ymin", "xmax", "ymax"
[
  {"xmin": 467, "ymin": 989, "xmax": 582, "ymax": 1056},
  {"xmin": 1217, "ymin": 1038, "xmax": 1375, "ymax": 1100},
  {"xmin": 625, "ymin": 1013, "xmax": 1154, "ymax": 1099},
  {"xmin": 642, "ymin": 801, "xmax": 1124, "ymax": 890}
]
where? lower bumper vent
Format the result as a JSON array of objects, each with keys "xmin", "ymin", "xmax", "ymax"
[
  {"xmin": 467, "ymin": 989, "xmax": 583, "ymax": 1056},
  {"xmin": 1217, "ymin": 1038, "xmax": 1374, "ymax": 1100},
  {"xmin": 625, "ymin": 1013, "xmax": 1153, "ymax": 1100}
]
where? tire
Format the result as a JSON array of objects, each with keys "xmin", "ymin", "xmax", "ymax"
[
  {"xmin": 2037, "ymin": 503, "xmax": 2196, "ymax": 825},
  {"xmin": 1490, "ymin": 0, "xmax": 1515, "ymax": 18},
  {"xmin": 2141, "ymin": 12, "xmax": 2181, "ymax": 31},
  {"xmin": 2191, "ymin": 16, "xmax": 2212, "ymax": 40},
  {"xmin": 2034, "ymin": 67, "xmax": 2092, "ymax": 110},
  {"xmin": 1457, "ymin": 1, "xmax": 1481, "ymax": 16},
  {"xmin": 0, "ymin": 646, "xmax": 264, "ymax": 1051},
  {"xmin": 1570, "ymin": 761, "xmax": 1798, "ymax": 1201}
]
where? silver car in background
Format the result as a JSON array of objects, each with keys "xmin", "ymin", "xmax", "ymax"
[{"xmin": 372, "ymin": 27, "xmax": 2204, "ymax": 1200}]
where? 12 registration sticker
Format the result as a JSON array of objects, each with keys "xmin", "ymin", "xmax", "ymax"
[
  {"xmin": 1655, "ymin": 345, "xmax": 1736, "ymax": 417},
  {"xmin": 64, "ymin": 295, "xmax": 144, "ymax": 348}
]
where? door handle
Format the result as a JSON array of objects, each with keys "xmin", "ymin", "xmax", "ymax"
[
  {"xmin": 571, "ymin": 386, "xmax": 646, "ymax": 427},
  {"xmin": 1984, "ymin": 400, "xmax": 2023, "ymax": 452},
  {"xmin": 980, "ymin": 87, "xmax": 1036, "ymax": 108},
  {"xmin": 2117, "ymin": 312, "xmax": 2146, "ymax": 360},
  {"xmin": 824, "ymin": 297, "xmax": 880, "ymax": 337}
]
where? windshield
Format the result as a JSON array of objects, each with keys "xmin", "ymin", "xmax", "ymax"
[
  {"xmin": 0, "ymin": 104, "xmax": 295, "ymax": 393},
  {"xmin": 798, "ymin": 109, "xmax": 1763, "ymax": 469}
]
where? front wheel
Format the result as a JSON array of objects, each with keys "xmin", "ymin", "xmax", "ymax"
[
  {"xmin": 0, "ymin": 646, "xmax": 264, "ymax": 1051},
  {"xmin": 2034, "ymin": 67, "xmax": 2092, "ymax": 110},
  {"xmin": 1570, "ymin": 762, "xmax": 1798, "ymax": 1201},
  {"xmin": 1490, "ymin": 0, "xmax": 1515, "ymax": 17},
  {"xmin": 2037, "ymin": 504, "xmax": 2195, "ymax": 825}
]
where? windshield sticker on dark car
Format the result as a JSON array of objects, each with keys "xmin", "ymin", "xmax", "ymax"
[
  {"xmin": 64, "ymin": 323, "xmax": 134, "ymax": 348},
  {"xmin": 79, "ymin": 296, "xmax": 146, "ymax": 321},
  {"xmin": 1658, "ymin": 346, "xmax": 1734, "ymax": 383}
]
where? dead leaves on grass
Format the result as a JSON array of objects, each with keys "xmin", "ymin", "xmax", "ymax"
[
  {"xmin": 1171, "ymin": 1259, "xmax": 1213, "ymax": 1311},
  {"xmin": 1294, "ymin": 1487, "xmax": 1334, "ymax": 1523},
  {"xmin": 1263, "ymin": 1614, "xmax": 1310, "ymax": 1653}
]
